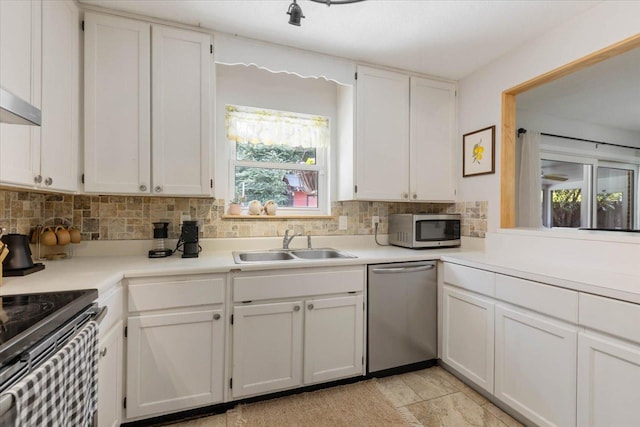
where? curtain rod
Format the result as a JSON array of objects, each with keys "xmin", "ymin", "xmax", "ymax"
[{"xmin": 517, "ymin": 128, "xmax": 639, "ymax": 151}]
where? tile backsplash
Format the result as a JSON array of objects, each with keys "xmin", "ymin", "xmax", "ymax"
[{"xmin": 0, "ymin": 189, "xmax": 487, "ymax": 240}]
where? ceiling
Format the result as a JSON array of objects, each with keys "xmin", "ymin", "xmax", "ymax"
[
  {"xmin": 517, "ymin": 46, "xmax": 640, "ymax": 133},
  {"xmin": 78, "ymin": 0, "xmax": 601, "ymax": 80}
]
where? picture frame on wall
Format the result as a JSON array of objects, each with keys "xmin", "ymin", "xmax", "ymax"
[{"xmin": 463, "ymin": 125, "xmax": 495, "ymax": 177}]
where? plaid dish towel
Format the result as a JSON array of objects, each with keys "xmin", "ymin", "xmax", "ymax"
[{"xmin": 4, "ymin": 320, "xmax": 99, "ymax": 427}]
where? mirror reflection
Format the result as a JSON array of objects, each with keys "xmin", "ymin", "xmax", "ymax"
[{"xmin": 515, "ymin": 47, "xmax": 640, "ymax": 231}]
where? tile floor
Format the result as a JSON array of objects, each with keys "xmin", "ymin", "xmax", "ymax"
[{"xmin": 167, "ymin": 366, "xmax": 523, "ymax": 426}]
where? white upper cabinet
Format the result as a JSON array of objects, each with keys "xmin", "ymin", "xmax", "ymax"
[
  {"xmin": 40, "ymin": 0, "xmax": 79, "ymax": 192},
  {"xmin": 345, "ymin": 65, "xmax": 456, "ymax": 202},
  {"xmin": 84, "ymin": 13, "xmax": 213, "ymax": 196},
  {"xmin": 410, "ymin": 77, "xmax": 456, "ymax": 202},
  {"xmin": 84, "ymin": 12, "xmax": 151, "ymax": 194},
  {"xmin": 151, "ymin": 25, "xmax": 212, "ymax": 196},
  {"xmin": 0, "ymin": 0, "xmax": 41, "ymax": 187},
  {"xmin": 355, "ymin": 66, "xmax": 410, "ymax": 201},
  {"xmin": 0, "ymin": 0, "xmax": 79, "ymax": 192}
]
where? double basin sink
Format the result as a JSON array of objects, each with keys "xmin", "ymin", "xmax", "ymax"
[{"xmin": 233, "ymin": 248, "xmax": 357, "ymax": 264}]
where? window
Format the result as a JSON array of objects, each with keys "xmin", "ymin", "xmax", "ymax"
[
  {"xmin": 226, "ymin": 105, "xmax": 329, "ymax": 214},
  {"xmin": 541, "ymin": 157, "xmax": 638, "ymax": 229}
]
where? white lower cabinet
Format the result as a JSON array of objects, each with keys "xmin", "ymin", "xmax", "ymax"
[
  {"xmin": 441, "ymin": 285, "xmax": 494, "ymax": 393},
  {"xmin": 232, "ymin": 301, "xmax": 303, "ymax": 398},
  {"xmin": 231, "ymin": 266, "xmax": 366, "ymax": 399},
  {"xmin": 125, "ymin": 274, "xmax": 225, "ymax": 420},
  {"xmin": 495, "ymin": 304, "xmax": 577, "ymax": 427},
  {"xmin": 577, "ymin": 332, "xmax": 640, "ymax": 427},
  {"xmin": 304, "ymin": 295, "xmax": 364, "ymax": 384},
  {"xmin": 98, "ymin": 321, "xmax": 123, "ymax": 427}
]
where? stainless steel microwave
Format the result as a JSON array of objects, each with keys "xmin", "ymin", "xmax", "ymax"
[{"xmin": 388, "ymin": 214, "xmax": 461, "ymax": 248}]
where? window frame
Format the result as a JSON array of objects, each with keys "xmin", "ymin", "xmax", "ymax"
[{"xmin": 226, "ymin": 111, "xmax": 330, "ymax": 216}]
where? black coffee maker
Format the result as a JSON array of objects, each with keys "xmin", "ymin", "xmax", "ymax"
[{"xmin": 179, "ymin": 221, "xmax": 200, "ymax": 258}]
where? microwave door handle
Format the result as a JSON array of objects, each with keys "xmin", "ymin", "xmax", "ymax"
[{"xmin": 371, "ymin": 265, "xmax": 435, "ymax": 274}]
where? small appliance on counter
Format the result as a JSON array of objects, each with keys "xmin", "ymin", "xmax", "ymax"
[
  {"xmin": 388, "ymin": 213, "xmax": 461, "ymax": 249},
  {"xmin": 179, "ymin": 220, "xmax": 200, "ymax": 258},
  {"xmin": 1, "ymin": 234, "xmax": 45, "ymax": 277},
  {"xmin": 148, "ymin": 222, "xmax": 173, "ymax": 258}
]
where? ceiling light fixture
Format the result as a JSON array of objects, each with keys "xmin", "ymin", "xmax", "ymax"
[{"xmin": 287, "ymin": 0, "xmax": 367, "ymax": 26}]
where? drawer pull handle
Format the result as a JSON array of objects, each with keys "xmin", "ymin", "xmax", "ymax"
[{"xmin": 213, "ymin": 313, "xmax": 221, "ymax": 320}]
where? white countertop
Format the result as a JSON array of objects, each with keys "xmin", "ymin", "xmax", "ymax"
[
  {"xmin": 442, "ymin": 252, "xmax": 640, "ymax": 304},
  {"xmin": 0, "ymin": 244, "xmax": 464, "ymax": 297}
]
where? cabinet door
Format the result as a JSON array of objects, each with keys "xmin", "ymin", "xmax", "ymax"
[
  {"xmin": 232, "ymin": 301, "xmax": 303, "ymax": 398},
  {"xmin": 495, "ymin": 304, "xmax": 577, "ymax": 427},
  {"xmin": 151, "ymin": 25, "xmax": 212, "ymax": 196},
  {"xmin": 84, "ymin": 12, "xmax": 151, "ymax": 194},
  {"xmin": 0, "ymin": 0, "xmax": 41, "ymax": 186},
  {"xmin": 98, "ymin": 321, "xmax": 123, "ymax": 427},
  {"xmin": 441, "ymin": 285, "xmax": 494, "ymax": 393},
  {"xmin": 40, "ymin": 0, "xmax": 79, "ymax": 192},
  {"xmin": 355, "ymin": 66, "xmax": 409, "ymax": 201},
  {"xmin": 410, "ymin": 77, "xmax": 456, "ymax": 202},
  {"xmin": 126, "ymin": 309, "xmax": 224, "ymax": 419},
  {"xmin": 304, "ymin": 295, "xmax": 364, "ymax": 384},
  {"xmin": 578, "ymin": 332, "xmax": 640, "ymax": 427}
]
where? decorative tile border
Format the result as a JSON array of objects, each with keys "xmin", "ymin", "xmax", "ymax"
[{"xmin": 0, "ymin": 189, "xmax": 488, "ymax": 239}]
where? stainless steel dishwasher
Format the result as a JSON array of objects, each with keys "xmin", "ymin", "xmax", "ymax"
[{"xmin": 367, "ymin": 261, "xmax": 437, "ymax": 375}]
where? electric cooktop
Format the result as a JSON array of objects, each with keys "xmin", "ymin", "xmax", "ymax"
[{"xmin": 0, "ymin": 289, "xmax": 98, "ymax": 368}]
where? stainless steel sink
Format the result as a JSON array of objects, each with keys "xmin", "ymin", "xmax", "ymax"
[
  {"xmin": 232, "ymin": 248, "xmax": 356, "ymax": 264},
  {"xmin": 235, "ymin": 251, "xmax": 295, "ymax": 263},
  {"xmin": 289, "ymin": 249, "xmax": 356, "ymax": 260}
]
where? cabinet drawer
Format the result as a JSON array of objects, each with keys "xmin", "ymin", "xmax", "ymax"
[
  {"xmin": 580, "ymin": 293, "xmax": 640, "ymax": 343},
  {"xmin": 128, "ymin": 275, "xmax": 224, "ymax": 312},
  {"xmin": 233, "ymin": 267, "xmax": 365, "ymax": 302},
  {"xmin": 495, "ymin": 274, "xmax": 578, "ymax": 323},
  {"xmin": 98, "ymin": 284, "xmax": 124, "ymax": 335},
  {"xmin": 443, "ymin": 263, "xmax": 495, "ymax": 296}
]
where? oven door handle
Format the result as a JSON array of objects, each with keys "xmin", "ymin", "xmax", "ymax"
[
  {"xmin": 91, "ymin": 306, "xmax": 108, "ymax": 324},
  {"xmin": 0, "ymin": 394, "xmax": 13, "ymax": 420}
]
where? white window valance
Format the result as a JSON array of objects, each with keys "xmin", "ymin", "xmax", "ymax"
[
  {"xmin": 215, "ymin": 33, "xmax": 355, "ymax": 86},
  {"xmin": 226, "ymin": 105, "xmax": 329, "ymax": 148}
]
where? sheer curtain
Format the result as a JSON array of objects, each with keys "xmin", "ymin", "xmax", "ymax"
[{"xmin": 517, "ymin": 130, "xmax": 543, "ymax": 228}]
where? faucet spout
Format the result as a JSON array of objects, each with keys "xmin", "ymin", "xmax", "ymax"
[{"xmin": 283, "ymin": 229, "xmax": 302, "ymax": 249}]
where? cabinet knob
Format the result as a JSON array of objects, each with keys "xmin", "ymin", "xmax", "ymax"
[
  {"xmin": 154, "ymin": 186, "xmax": 162, "ymax": 193},
  {"xmin": 412, "ymin": 193, "xmax": 417, "ymax": 199},
  {"xmin": 402, "ymin": 192, "xmax": 408, "ymax": 199},
  {"xmin": 213, "ymin": 313, "xmax": 221, "ymax": 320},
  {"xmin": 293, "ymin": 305, "xmax": 300, "ymax": 312},
  {"xmin": 100, "ymin": 347, "xmax": 107, "ymax": 357},
  {"xmin": 45, "ymin": 177, "xmax": 53, "ymax": 186},
  {"xmin": 139, "ymin": 184, "xmax": 147, "ymax": 192},
  {"xmin": 307, "ymin": 303, "xmax": 314, "ymax": 310},
  {"xmin": 34, "ymin": 175, "xmax": 42, "ymax": 184}
]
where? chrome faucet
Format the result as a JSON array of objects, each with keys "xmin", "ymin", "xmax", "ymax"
[{"xmin": 283, "ymin": 229, "xmax": 302, "ymax": 249}]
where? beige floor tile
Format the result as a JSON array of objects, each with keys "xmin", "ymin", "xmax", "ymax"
[
  {"xmin": 400, "ymin": 370, "xmax": 458, "ymax": 401},
  {"xmin": 375, "ymin": 375, "xmax": 423, "ymax": 407},
  {"xmin": 483, "ymin": 403, "xmax": 524, "ymax": 427},
  {"xmin": 407, "ymin": 392, "xmax": 506, "ymax": 427},
  {"xmin": 427, "ymin": 366, "xmax": 490, "ymax": 406}
]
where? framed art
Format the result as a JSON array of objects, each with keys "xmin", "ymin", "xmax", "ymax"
[{"xmin": 463, "ymin": 125, "xmax": 495, "ymax": 177}]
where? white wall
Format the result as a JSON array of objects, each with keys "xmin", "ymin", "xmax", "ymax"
[
  {"xmin": 458, "ymin": 1, "xmax": 640, "ymax": 232},
  {"xmin": 215, "ymin": 64, "xmax": 338, "ymax": 201}
]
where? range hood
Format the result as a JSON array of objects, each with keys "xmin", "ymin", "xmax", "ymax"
[{"xmin": 0, "ymin": 87, "xmax": 41, "ymax": 126}]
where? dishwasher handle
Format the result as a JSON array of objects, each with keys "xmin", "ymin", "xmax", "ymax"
[{"xmin": 371, "ymin": 264, "xmax": 435, "ymax": 274}]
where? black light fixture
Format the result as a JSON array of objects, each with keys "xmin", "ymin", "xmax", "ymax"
[
  {"xmin": 287, "ymin": 0, "xmax": 305, "ymax": 26},
  {"xmin": 287, "ymin": 0, "xmax": 366, "ymax": 27}
]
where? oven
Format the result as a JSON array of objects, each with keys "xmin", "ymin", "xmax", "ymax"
[{"xmin": 0, "ymin": 289, "xmax": 106, "ymax": 425}]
